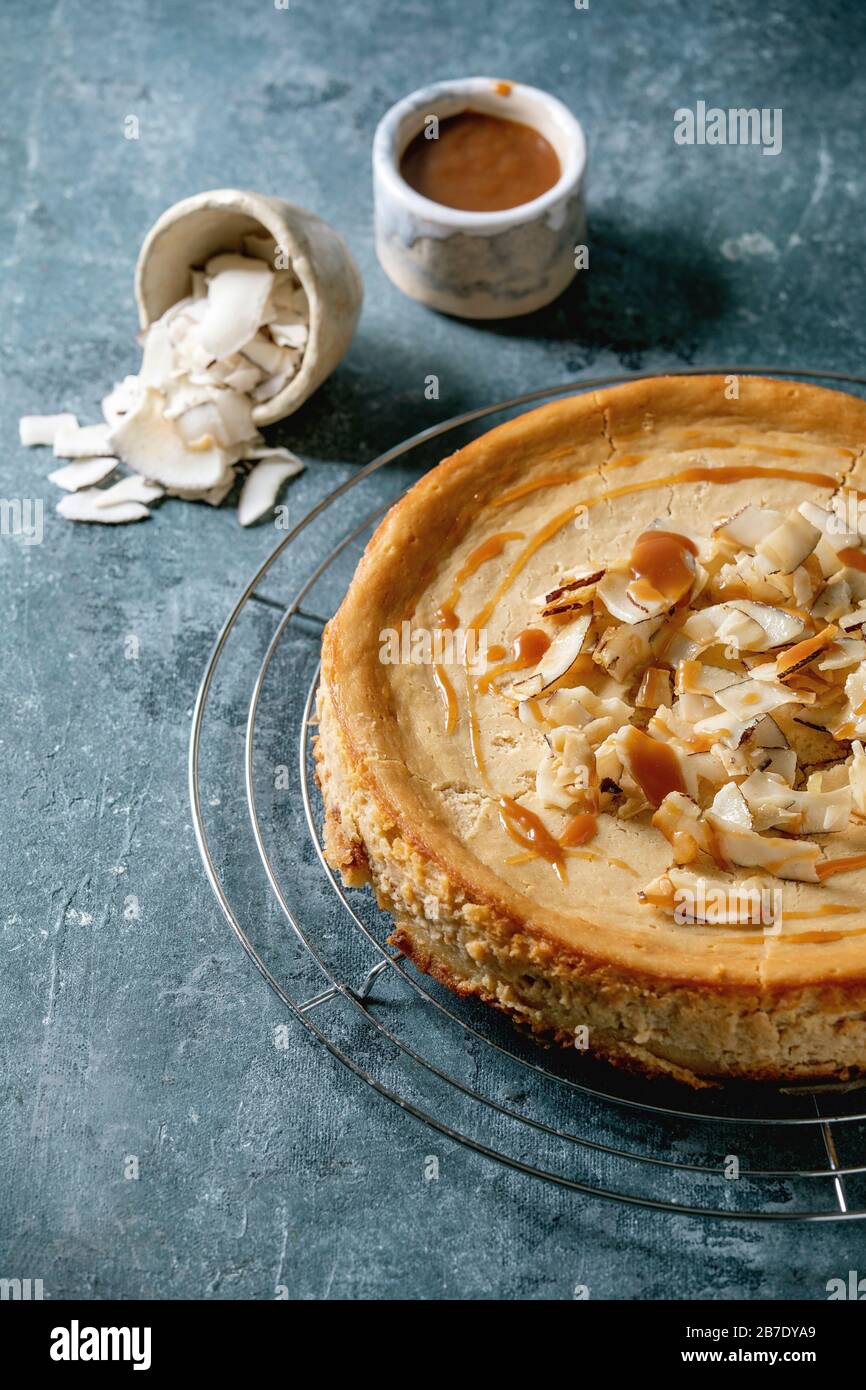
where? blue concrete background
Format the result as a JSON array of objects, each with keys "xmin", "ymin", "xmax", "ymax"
[{"xmin": 3, "ymin": 0, "xmax": 866, "ymax": 1299}]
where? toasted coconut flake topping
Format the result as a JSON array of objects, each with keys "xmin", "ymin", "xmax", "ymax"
[{"xmin": 490, "ymin": 497, "xmax": 866, "ymax": 907}]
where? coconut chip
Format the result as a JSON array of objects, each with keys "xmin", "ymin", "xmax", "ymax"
[
  {"xmin": 48, "ymin": 457, "xmax": 118, "ymax": 491},
  {"xmin": 57, "ymin": 490, "xmax": 150, "ymax": 524},
  {"xmin": 237, "ymin": 453, "xmax": 305, "ymax": 527},
  {"xmin": 19, "ymin": 413, "xmax": 78, "ymax": 447},
  {"xmin": 94, "ymin": 476, "xmax": 164, "ymax": 508},
  {"xmin": 53, "ymin": 422, "xmax": 114, "ymax": 459}
]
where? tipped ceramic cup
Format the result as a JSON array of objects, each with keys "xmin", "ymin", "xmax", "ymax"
[
  {"xmin": 373, "ymin": 78, "xmax": 588, "ymax": 319},
  {"xmin": 135, "ymin": 188, "xmax": 363, "ymax": 425}
]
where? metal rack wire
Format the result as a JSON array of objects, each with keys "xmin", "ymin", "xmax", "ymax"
[{"xmin": 190, "ymin": 367, "xmax": 866, "ymax": 1220}]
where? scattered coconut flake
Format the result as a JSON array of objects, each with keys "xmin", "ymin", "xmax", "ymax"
[
  {"xmin": 111, "ymin": 387, "xmax": 231, "ymax": 492},
  {"xmin": 94, "ymin": 476, "xmax": 164, "ymax": 508},
  {"xmin": 19, "ymin": 413, "xmax": 78, "ymax": 447},
  {"xmin": 29, "ymin": 240, "xmax": 311, "ymax": 526},
  {"xmin": 57, "ymin": 489, "xmax": 150, "ymax": 524},
  {"xmin": 48, "ymin": 457, "xmax": 118, "ymax": 491},
  {"xmin": 598, "ymin": 568, "xmax": 657, "ymax": 623},
  {"xmin": 165, "ymin": 474, "xmax": 237, "ymax": 507},
  {"xmin": 54, "ymin": 422, "xmax": 114, "ymax": 458},
  {"xmin": 237, "ymin": 453, "xmax": 305, "ymax": 527},
  {"xmin": 740, "ymin": 769, "xmax": 851, "ymax": 834},
  {"xmin": 102, "ymin": 376, "xmax": 142, "ymax": 427}
]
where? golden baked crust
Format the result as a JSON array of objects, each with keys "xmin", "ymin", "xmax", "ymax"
[{"xmin": 316, "ymin": 375, "xmax": 866, "ymax": 1085}]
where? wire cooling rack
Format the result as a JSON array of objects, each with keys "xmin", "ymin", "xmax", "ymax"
[{"xmin": 190, "ymin": 367, "xmax": 866, "ymax": 1220}]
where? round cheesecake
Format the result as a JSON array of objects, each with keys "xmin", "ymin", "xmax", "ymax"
[{"xmin": 316, "ymin": 376, "xmax": 866, "ymax": 1086}]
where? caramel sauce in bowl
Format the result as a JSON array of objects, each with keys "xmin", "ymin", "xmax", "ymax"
[
  {"xmin": 373, "ymin": 77, "xmax": 587, "ymax": 318},
  {"xmin": 399, "ymin": 111, "xmax": 561, "ymax": 213}
]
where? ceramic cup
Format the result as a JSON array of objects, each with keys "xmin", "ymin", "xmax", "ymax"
[
  {"xmin": 373, "ymin": 78, "xmax": 587, "ymax": 319},
  {"xmin": 135, "ymin": 188, "xmax": 363, "ymax": 425}
]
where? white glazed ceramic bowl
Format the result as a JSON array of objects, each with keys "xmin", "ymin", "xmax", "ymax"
[
  {"xmin": 135, "ymin": 189, "xmax": 363, "ymax": 426},
  {"xmin": 373, "ymin": 78, "xmax": 587, "ymax": 319}
]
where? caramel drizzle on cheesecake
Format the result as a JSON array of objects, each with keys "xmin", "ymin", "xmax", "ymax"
[
  {"xmin": 837, "ymin": 547, "xmax": 866, "ymax": 574},
  {"xmin": 493, "ymin": 453, "xmax": 646, "ymax": 507},
  {"xmin": 432, "ymin": 664, "xmax": 458, "ymax": 734},
  {"xmin": 498, "ymin": 799, "xmax": 601, "ymax": 882},
  {"xmin": 628, "ymin": 528, "xmax": 697, "ymax": 609},
  {"xmin": 815, "ymin": 854, "xmax": 866, "ymax": 882},
  {"xmin": 475, "ymin": 628, "xmax": 550, "ymax": 693},
  {"xmin": 431, "ymin": 531, "xmax": 524, "ymax": 737},
  {"xmin": 499, "ymin": 796, "xmax": 567, "ymax": 880},
  {"xmin": 490, "ymin": 437, "xmax": 848, "ymax": 511},
  {"xmin": 618, "ymin": 725, "xmax": 686, "ymax": 807},
  {"xmin": 469, "ymin": 464, "xmax": 841, "ymax": 633},
  {"xmin": 435, "ymin": 530, "xmax": 524, "ymax": 631},
  {"xmin": 783, "ymin": 904, "xmax": 858, "ymax": 921}
]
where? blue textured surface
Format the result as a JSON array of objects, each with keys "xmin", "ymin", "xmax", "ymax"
[{"xmin": 3, "ymin": 0, "xmax": 866, "ymax": 1299}]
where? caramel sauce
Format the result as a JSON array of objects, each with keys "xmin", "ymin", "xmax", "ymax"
[
  {"xmin": 469, "ymin": 464, "xmax": 840, "ymax": 634},
  {"xmin": 662, "ymin": 463, "xmax": 839, "ymax": 490},
  {"xmin": 487, "ymin": 643, "xmax": 507, "ymax": 661},
  {"xmin": 604, "ymin": 855, "xmax": 640, "ymax": 878},
  {"xmin": 436, "ymin": 531, "xmax": 523, "ymax": 631},
  {"xmin": 495, "ymin": 471, "xmax": 591, "ymax": 508},
  {"xmin": 783, "ymin": 904, "xmax": 858, "ymax": 921},
  {"xmin": 400, "ymin": 110, "xmax": 560, "ymax": 213},
  {"xmin": 465, "ymin": 670, "xmax": 486, "ymax": 782},
  {"xmin": 710, "ymin": 930, "xmax": 864, "ymax": 945},
  {"xmin": 476, "ymin": 627, "xmax": 550, "ymax": 693},
  {"xmin": 469, "ymin": 502, "xmax": 579, "ymax": 631},
  {"xmin": 777, "ymin": 930, "xmax": 856, "ymax": 944},
  {"xmin": 435, "ymin": 603, "xmax": 459, "ymax": 630},
  {"xmin": 776, "ymin": 625, "xmax": 838, "ymax": 676},
  {"xmin": 560, "ymin": 812, "xmax": 598, "ymax": 846},
  {"xmin": 432, "ymin": 664, "xmax": 458, "ymax": 735},
  {"xmin": 628, "ymin": 529, "xmax": 697, "ymax": 607},
  {"xmin": 499, "ymin": 796, "xmax": 566, "ymax": 881},
  {"xmin": 508, "ymin": 846, "xmax": 638, "ymax": 877},
  {"xmin": 640, "ymin": 890, "xmax": 675, "ymax": 909},
  {"xmin": 494, "ymin": 454, "xmax": 646, "ymax": 508},
  {"xmin": 620, "ymin": 726, "xmax": 685, "ymax": 807},
  {"xmin": 837, "ymin": 547, "xmax": 866, "ymax": 573},
  {"xmin": 456, "ymin": 531, "xmax": 525, "ymax": 584},
  {"xmin": 816, "ymin": 854, "xmax": 866, "ymax": 882},
  {"xmin": 681, "ymin": 434, "xmax": 804, "ymax": 458}
]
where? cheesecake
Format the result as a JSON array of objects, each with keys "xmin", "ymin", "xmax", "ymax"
[{"xmin": 316, "ymin": 376, "xmax": 866, "ymax": 1086}]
